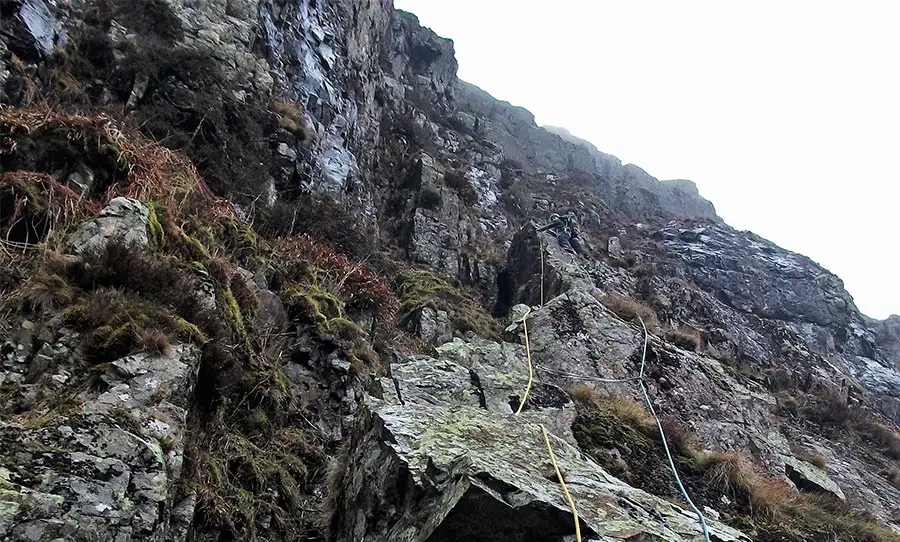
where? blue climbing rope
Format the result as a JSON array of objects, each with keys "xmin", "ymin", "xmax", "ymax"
[
  {"xmin": 636, "ymin": 315, "xmax": 712, "ymax": 542},
  {"xmin": 536, "ymin": 229, "xmax": 713, "ymax": 541}
]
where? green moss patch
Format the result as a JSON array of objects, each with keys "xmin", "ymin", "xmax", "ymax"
[{"xmin": 397, "ymin": 269, "xmax": 500, "ymax": 339}]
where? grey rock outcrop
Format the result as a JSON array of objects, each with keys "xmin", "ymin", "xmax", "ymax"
[
  {"xmin": 0, "ymin": 344, "xmax": 200, "ymax": 541},
  {"xmin": 333, "ymin": 341, "xmax": 749, "ymax": 542},
  {"xmin": 505, "ymin": 224, "xmax": 594, "ymax": 308},
  {"xmin": 70, "ymin": 197, "xmax": 152, "ymax": 254},
  {"xmin": 457, "ymin": 82, "xmax": 719, "ymax": 223},
  {"xmin": 501, "ymin": 222, "xmax": 900, "ymax": 522},
  {"xmin": 657, "ymin": 223, "xmax": 856, "ymax": 328},
  {"xmin": 870, "ymin": 314, "xmax": 900, "ymax": 368}
]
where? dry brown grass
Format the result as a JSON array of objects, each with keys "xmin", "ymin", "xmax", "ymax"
[
  {"xmin": 272, "ymin": 99, "xmax": 317, "ymax": 142},
  {"xmin": 791, "ymin": 444, "xmax": 829, "ymax": 470},
  {"xmin": 662, "ymin": 325, "xmax": 702, "ymax": 352},
  {"xmin": 0, "ymin": 108, "xmax": 229, "ymax": 218},
  {"xmin": 0, "ymin": 171, "xmax": 101, "ymax": 246},
  {"xmin": 606, "ymin": 396, "xmax": 655, "ymax": 432},
  {"xmin": 9, "ymin": 54, "xmax": 26, "ymax": 74},
  {"xmin": 599, "ymin": 294, "xmax": 659, "ymax": 329},
  {"xmin": 568, "ymin": 384, "xmax": 602, "ymax": 409},
  {"xmin": 699, "ymin": 451, "xmax": 791, "ymax": 516}
]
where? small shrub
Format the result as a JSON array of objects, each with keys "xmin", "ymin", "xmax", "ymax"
[
  {"xmin": 15, "ymin": 269, "xmax": 73, "ymax": 313},
  {"xmin": 62, "ymin": 242, "xmax": 204, "ymax": 322},
  {"xmin": 272, "ymin": 99, "xmax": 304, "ymax": 121},
  {"xmin": 776, "ymin": 392, "xmax": 800, "ymax": 417},
  {"xmin": 799, "ymin": 387, "xmax": 900, "ymax": 460},
  {"xmin": 659, "ymin": 417, "xmax": 698, "ymax": 459},
  {"xmin": 0, "ymin": 171, "xmax": 100, "ymax": 245},
  {"xmin": 630, "ymin": 263, "xmax": 656, "ymax": 278},
  {"xmin": 803, "ymin": 386, "xmax": 851, "ymax": 425},
  {"xmin": 255, "ymin": 198, "xmax": 374, "ymax": 258},
  {"xmin": 857, "ymin": 420, "xmax": 900, "ymax": 460},
  {"xmin": 273, "ymin": 235, "xmax": 397, "ymax": 316},
  {"xmin": 605, "ymin": 396, "xmax": 655, "ymax": 432},
  {"xmin": 75, "ymin": 288, "xmax": 168, "ymax": 363},
  {"xmin": 189, "ymin": 426, "xmax": 324, "ymax": 540},
  {"xmin": 136, "ymin": 328, "xmax": 172, "ymax": 356}
]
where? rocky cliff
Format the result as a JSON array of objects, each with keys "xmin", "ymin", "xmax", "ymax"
[{"xmin": 1, "ymin": 1, "xmax": 898, "ymax": 541}]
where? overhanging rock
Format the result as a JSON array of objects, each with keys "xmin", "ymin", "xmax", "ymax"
[
  {"xmin": 335, "ymin": 338, "xmax": 749, "ymax": 542},
  {"xmin": 333, "ymin": 401, "xmax": 749, "ymax": 542}
]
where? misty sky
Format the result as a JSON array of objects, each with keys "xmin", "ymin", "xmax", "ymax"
[{"xmin": 393, "ymin": 0, "xmax": 900, "ymax": 320}]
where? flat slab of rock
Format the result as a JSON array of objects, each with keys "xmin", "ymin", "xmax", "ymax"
[
  {"xmin": 334, "ymin": 401, "xmax": 749, "ymax": 542},
  {"xmin": 783, "ymin": 455, "xmax": 845, "ymax": 501}
]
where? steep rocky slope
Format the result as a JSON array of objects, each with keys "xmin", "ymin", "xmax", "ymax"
[{"xmin": 1, "ymin": 1, "xmax": 898, "ymax": 541}]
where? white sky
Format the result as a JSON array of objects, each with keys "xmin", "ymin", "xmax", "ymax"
[{"xmin": 394, "ymin": 0, "xmax": 899, "ymax": 320}]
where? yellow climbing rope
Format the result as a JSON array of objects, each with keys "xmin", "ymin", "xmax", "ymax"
[
  {"xmin": 514, "ymin": 306, "xmax": 533, "ymax": 416},
  {"xmin": 540, "ymin": 423, "xmax": 582, "ymax": 542},
  {"xmin": 514, "ymin": 296, "xmax": 581, "ymax": 542}
]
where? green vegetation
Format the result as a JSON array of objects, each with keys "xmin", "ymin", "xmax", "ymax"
[
  {"xmin": 0, "ymin": 111, "xmax": 400, "ymax": 540},
  {"xmin": 397, "ymin": 269, "xmax": 500, "ymax": 339}
]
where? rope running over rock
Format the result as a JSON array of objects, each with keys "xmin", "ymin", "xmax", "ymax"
[{"xmin": 516, "ymin": 231, "xmax": 712, "ymax": 542}]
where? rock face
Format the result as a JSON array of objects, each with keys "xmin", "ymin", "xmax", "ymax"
[
  {"xmin": 870, "ymin": 315, "xmax": 900, "ymax": 368},
  {"xmin": 2, "ymin": 0, "xmax": 900, "ymax": 541},
  {"xmin": 0, "ymin": 344, "xmax": 200, "ymax": 540},
  {"xmin": 501, "ymin": 224, "xmax": 900, "ymax": 524},
  {"xmin": 656, "ymin": 223, "xmax": 856, "ymax": 327},
  {"xmin": 459, "ymin": 82, "xmax": 720, "ymax": 222},
  {"xmin": 333, "ymin": 343, "xmax": 749, "ymax": 542}
]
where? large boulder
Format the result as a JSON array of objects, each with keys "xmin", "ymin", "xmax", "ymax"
[
  {"xmin": 504, "ymin": 224, "xmax": 594, "ymax": 308},
  {"xmin": 332, "ymin": 338, "xmax": 749, "ymax": 541},
  {"xmin": 333, "ymin": 401, "xmax": 748, "ymax": 542},
  {"xmin": 783, "ymin": 455, "xmax": 845, "ymax": 501}
]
